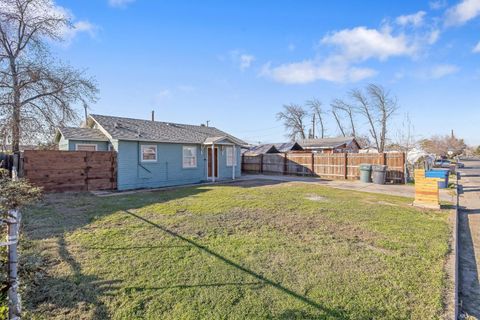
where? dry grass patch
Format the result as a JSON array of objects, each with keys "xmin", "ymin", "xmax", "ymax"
[{"xmin": 19, "ymin": 181, "xmax": 451, "ymax": 319}]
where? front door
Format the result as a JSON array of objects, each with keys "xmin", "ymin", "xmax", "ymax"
[{"xmin": 207, "ymin": 147, "xmax": 218, "ymax": 178}]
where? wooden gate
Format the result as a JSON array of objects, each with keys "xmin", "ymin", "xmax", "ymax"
[{"xmin": 22, "ymin": 150, "xmax": 117, "ymax": 192}]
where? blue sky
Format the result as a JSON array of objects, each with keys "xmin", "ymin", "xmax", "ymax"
[{"xmin": 56, "ymin": 0, "xmax": 480, "ymax": 145}]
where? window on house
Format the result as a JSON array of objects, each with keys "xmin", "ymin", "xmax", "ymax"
[
  {"xmin": 141, "ymin": 145, "xmax": 157, "ymax": 162},
  {"xmin": 226, "ymin": 146, "xmax": 236, "ymax": 166},
  {"xmin": 183, "ymin": 146, "xmax": 197, "ymax": 168},
  {"xmin": 76, "ymin": 144, "xmax": 97, "ymax": 151}
]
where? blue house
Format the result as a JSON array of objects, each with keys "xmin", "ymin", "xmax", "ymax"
[{"xmin": 55, "ymin": 114, "xmax": 246, "ymax": 190}]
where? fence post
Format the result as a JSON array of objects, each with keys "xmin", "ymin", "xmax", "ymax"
[
  {"xmin": 260, "ymin": 154, "xmax": 264, "ymax": 174},
  {"xmin": 311, "ymin": 153, "xmax": 315, "ymax": 176},
  {"xmin": 344, "ymin": 153, "xmax": 348, "ymax": 180}
]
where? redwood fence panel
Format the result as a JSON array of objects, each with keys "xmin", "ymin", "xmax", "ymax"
[
  {"xmin": 22, "ymin": 150, "xmax": 117, "ymax": 192},
  {"xmin": 242, "ymin": 152, "xmax": 406, "ymax": 184}
]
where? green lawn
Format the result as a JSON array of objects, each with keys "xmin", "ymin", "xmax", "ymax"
[{"xmin": 20, "ymin": 180, "xmax": 451, "ymax": 319}]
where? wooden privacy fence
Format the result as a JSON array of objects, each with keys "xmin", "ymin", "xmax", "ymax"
[
  {"xmin": 242, "ymin": 152, "xmax": 406, "ymax": 184},
  {"xmin": 22, "ymin": 150, "xmax": 117, "ymax": 192}
]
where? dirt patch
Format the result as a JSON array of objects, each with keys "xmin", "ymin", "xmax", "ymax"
[{"xmin": 305, "ymin": 195, "xmax": 327, "ymax": 202}]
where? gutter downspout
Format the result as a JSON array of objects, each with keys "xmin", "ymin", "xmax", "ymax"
[
  {"xmin": 232, "ymin": 145, "xmax": 236, "ymax": 180},
  {"xmin": 212, "ymin": 143, "xmax": 215, "ymax": 183}
]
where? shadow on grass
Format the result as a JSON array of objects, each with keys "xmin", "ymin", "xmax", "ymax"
[
  {"xmin": 124, "ymin": 209, "xmax": 348, "ymax": 319},
  {"xmin": 23, "ymin": 234, "xmax": 122, "ymax": 318},
  {"xmin": 123, "ymin": 281, "xmax": 265, "ymax": 293}
]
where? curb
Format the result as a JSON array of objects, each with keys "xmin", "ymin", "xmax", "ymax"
[{"xmin": 454, "ymin": 172, "xmax": 460, "ymax": 320}]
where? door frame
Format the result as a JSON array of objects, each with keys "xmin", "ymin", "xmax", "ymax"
[{"xmin": 207, "ymin": 146, "xmax": 219, "ymax": 179}]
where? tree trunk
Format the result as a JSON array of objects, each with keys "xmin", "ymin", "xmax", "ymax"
[
  {"xmin": 7, "ymin": 209, "xmax": 21, "ymax": 320},
  {"xmin": 10, "ymin": 58, "xmax": 21, "ymax": 153},
  {"xmin": 332, "ymin": 110, "xmax": 346, "ymax": 137},
  {"xmin": 319, "ymin": 117, "xmax": 324, "ymax": 138}
]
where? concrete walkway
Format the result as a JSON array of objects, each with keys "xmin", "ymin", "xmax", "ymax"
[
  {"xmin": 242, "ymin": 174, "xmax": 454, "ymax": 202},
  {"xmin": 458, "ymin": 161, "xmax": 480, "ymax": 318}
]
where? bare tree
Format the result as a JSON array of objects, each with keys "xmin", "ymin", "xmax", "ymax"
[
  {"xmin": 350, "ymin": 84, "xmax": 398, "ymax": 152},
  {"xmin": 306, "ymin": 98, "xmax": 326, "ymax": 138},
  {"xmin": 276, "ymin": 104, "xmax": 307, "ymax": 141},
  {"xmin": 330, "ymin": 104, "xmax": 346, "ymax": 137},
  {"xmin": 367, "ymin": 84, "xmax": 398, "ymax": 153},
  {"xmin": 350, "ymin": 88, "xmax": 379, "ymax": 150},
  {"xmin": 421, "ymin": 134, "xmax": 466, "ymax": 157},
  {"xmin": 0, "ymin": 0, "xmax": 98, "ymax": 152},
  {"xmin": 394, "ymin": 113, "xmax": 416, "ymax": 154},
  {"xmin": 330, "ymin": 98, "xmax": 356, "ymax": 137}
]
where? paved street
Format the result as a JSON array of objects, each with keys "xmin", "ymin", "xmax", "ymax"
[{"xmin": 458, "ymin": 160, "xmax": 480, "ymax": 318}]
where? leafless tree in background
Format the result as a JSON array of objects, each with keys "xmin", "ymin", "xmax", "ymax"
[
  {"xmin": 367, "ymin": 84, "xmax": 398, "ymax": 153},
  {"xmin": 0, "ymin": 0, "xmax": 98, "ymax": 152},
  {"xmin": 330, "ymin": 104, "xmax": 346, "ymax": 137},
  {"xmin": 276, "ymin": 104, "xmax": 308, "ymax": 141},
  {"xmin": 420, "ymin": 134, "xmax": 466, "ymax": 157},
  {"xmin": 350, "ymin": 84, "xmax": 398, "ymax": 152},
  {"xmin": 350, "ymin": 88, "xmax": 379, "ymax": 149},
  {"xmin": 306, "ymin": 98, "xmax": 326, "ymax": 138},
  {"xmin": 394, "ymin": 113, "xmax": 416, "ymax": 153},
  {"xmin": 330, "ymin": 98, "xmax": 356, "ymax": 137}
]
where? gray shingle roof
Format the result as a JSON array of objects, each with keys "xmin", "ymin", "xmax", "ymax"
[
  {"xmin": 273, "ymin": 142, "xmax": 303, "ymax": 153},
  {"xmin": 244, "ymin": 144, "xmax": 278, "ymax": 155},
  {"xmin": 89, "ymin": 114, "xmax": 247, "ymax": 146},
  {"xmin": 299, "ymin": 137, "xmax": 357, "ymax": 149},
  {"xmin": 244, "ymin": 142, "xmax": 304, "ymax": 155},
  {"xmin": 58, "ymin": 127, "xmax": 109, "ymax": 141}
]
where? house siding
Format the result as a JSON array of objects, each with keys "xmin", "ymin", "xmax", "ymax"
[
  {"xmin": 58, "ymin": 136, "xmax": 69, "ymax": 151},
  {"xmin": 59, "ymin": 139, "xmax": 109, "ymax": 151},
  {"xmin": 218, "ymin": 146, "xmax": 242, "ymax": 179},
  {"xmin": 116, "ymin": 141, "xmax": 242, "ymax": 191}
]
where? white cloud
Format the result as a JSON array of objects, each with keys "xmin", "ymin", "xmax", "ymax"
[
  {"xmin": 260, "ymin": 57, "xmax": 377, "ymax": 84},
  {"xmin": 239, "ymin": 54, "xmax": 255, "ymax": 70},
  {"xmin": 428, "ymin": 29, "xmax": 441, "ymax": 44},
  {"xmin": 108, "ymin": 0, "xmax": 135, "ymax": 8},
  {"xmin": 61, "ymin": 21, "xmax": 97, "ymax": 44},
  {"xmin": 428, "ymin": 64, "xmax": 459, "ymax": 78},
  {"xmin": 229, "ymin": 50, "xmax": 255, "ymax": 70},
  {"xmin": 320, "ymin": 26, "xmax": 417, "ymax": 61},
  {"xmin": 430, "ymin": 0, "xmax": 448, "ymax": 10},
  {"xmin": 156, "ymin": 89, "xmax": 170, "ymax": 98},
  {"xmin": 261, "ymin": 26, "xmax": 419, "ymax": 84},
  {"xmin": 396, "ymin": 11, "xmax": 427, "ymax": 27},
  {"xmin": 473, "ymin": 41, "xmax": 480, "ymax": 52},
  {"xmin": 445, "ymin": 0, "xmax": 480, "ymax": 26}
]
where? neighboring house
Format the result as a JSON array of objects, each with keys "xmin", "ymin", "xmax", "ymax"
[
  {"xmin": 55, "ymin": 114, "xmax": 247, "ymax": 190},
  {"xmin": 298, "ymin": 137, "xmax": 361, "ymax": 153},
  {"xmin": 244, "ymin": 142, "xmax": 303, "ymax": 155}
]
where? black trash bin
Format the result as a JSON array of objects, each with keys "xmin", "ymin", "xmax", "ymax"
[{"xmin": 372, "ymin": 165, "xmax": 387, "ymax": 184}]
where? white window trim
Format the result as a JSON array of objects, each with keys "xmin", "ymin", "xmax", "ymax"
[
  {"xmin": 226, "ymin": 146, "xmax": 236, "ymax": 167},
  {"xmin": 141, "ymin": 144, "xmax": 158, "ymax": 162},
  {"xmin": 75, "ymin": 143, "xmax": 97, "ymax": 151},
  {"xmin": 182, "ymin": 146, "xmax": 197, "ymax": 168}
]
